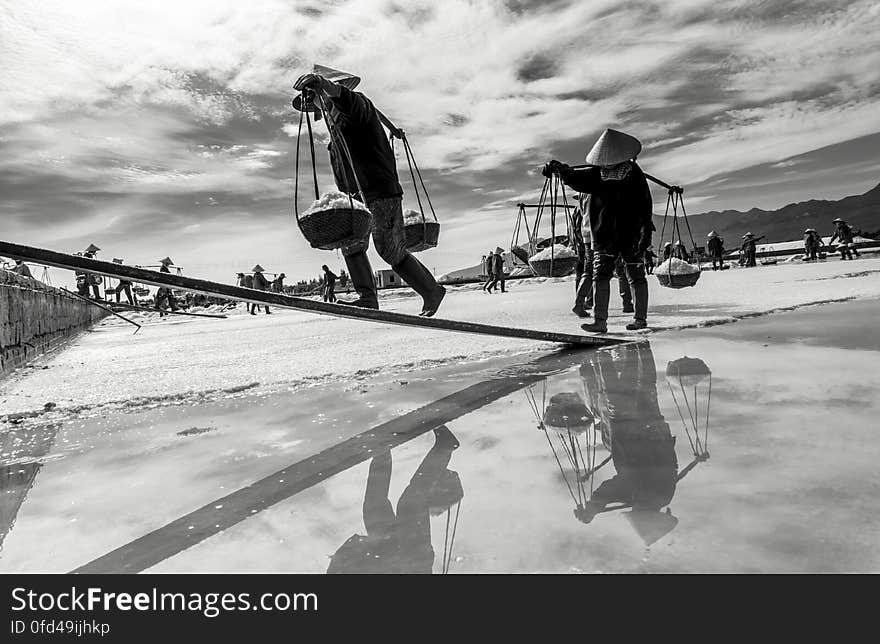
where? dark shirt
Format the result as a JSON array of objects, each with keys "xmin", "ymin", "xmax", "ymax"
[
  {"xmin": 323, "ymin": 269, "xmax": 338, "ymax": 286},
  {"xmin": 327, "ymin": 86, "xmax": 402, "ymax": 202},
  {"xmin": 830, "ymin": 224, "xmax": 854, "ymax": 245},
  {"xmin": 707, "ymin": 237, "xmax": 724, "ymax": 256},
  {"xmin": 252, "ymin": 272, "xmax": 270, "ymax": 291},
  {"xmin": 557, "ymin": 162, "xmax": 653, "ymax": 252},
  {"xmin": 491, "ymin": 253, "xmax": 505, "ymax": 276}
]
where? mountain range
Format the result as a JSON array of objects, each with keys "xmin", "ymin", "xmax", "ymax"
[{"xmin": 652, "ymin": 181, "xmax": 880, "ymax": 246}]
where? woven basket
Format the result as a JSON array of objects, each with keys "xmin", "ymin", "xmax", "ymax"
[
  {"xmin": 543, "ymin": 393, "xmax": 592, "ymax": 434},
  {"xmin": 657, "ymin": 269, "xmax": 700, "ymax": 289},
  {"xmin": 529, "ymin": 255, "xmax": 578, "ymax": 277},
  {"xmin": 299, "ymin": 207, "xmax": 372, "ymax": 251},
  {"xmin": 404, "ymin": 220, "xmax": 440, "ymax": 253}
]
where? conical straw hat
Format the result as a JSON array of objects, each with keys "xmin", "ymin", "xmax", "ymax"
[
  {"xmin": 313, "ymin": 64, "xmax": 360, "ymax": 90},
  {"xmin": 707, "ymin": 231, "xmax": 718, "ymax": 238},
  {"xmin": 159, "ymin": 256, "xmax": 174, "ymax": 265},
  {"xmin": 252, "ymin": 264, "xmax": 265, "ymax": 273},
  {"xmin": 84, "ymin": 243, "xmax": 101, "ymax": 253},
  {"xmin": 585, "ymin": 129, "xmax": 642, "ymax": 167},
  {"xmin": 495, "ymin": 247, "xmax": 505, "ymax": 254}
]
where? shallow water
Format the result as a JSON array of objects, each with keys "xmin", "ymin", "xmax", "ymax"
[{"xmin": 2, "ymin": 299, "xmax": 879, "ymax": 573}]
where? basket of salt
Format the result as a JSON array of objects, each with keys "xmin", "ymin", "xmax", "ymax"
[
  {"xmin": 528, "ymin": 244, "xmax": 579, "ymax": 277},
  {"xmin": 299, "ymin": 191, "xmax": 373, "ymax": 251},
  {"xmin": 656, "ymin": 257, "xmax": 701, "ymax": 288},
  {"xmin": 403, "ymin": 208, "xmax": 440, "ymax": 253}
]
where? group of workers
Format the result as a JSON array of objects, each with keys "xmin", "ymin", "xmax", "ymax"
[{"xmin": 236, "ymin": 265, "xmax": 286, "ymax": 314}]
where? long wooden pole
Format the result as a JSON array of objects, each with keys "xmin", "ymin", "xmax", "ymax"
[
  {"xmin": 60, "ymin": 287, "xmax": 142, "ymax": 333},
  {"xmin": 0, "ymin": 240, "xmax": 624, "ymax": 346}
]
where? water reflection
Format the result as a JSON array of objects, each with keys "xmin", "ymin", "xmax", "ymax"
[
  {"xmin": 328, "ymin": 426, "xmax": 463, "ymax": 574},
  {"xmin": 0, "ymin": 423, "xmax": 60, "ymax": 551},
  {"xmin": 528, "ymin": 343, "xmax": 713, "ymax": 546}
]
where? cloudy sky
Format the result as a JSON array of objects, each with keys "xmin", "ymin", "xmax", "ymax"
[{"xmin": 2, "ymin": 0, "xmax": 879, "ymax": 284}]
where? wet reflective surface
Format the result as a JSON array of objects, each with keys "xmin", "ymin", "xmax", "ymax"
[{"xmin": 2, "ymin": 300, "xmax": 880, "ymax": 573}]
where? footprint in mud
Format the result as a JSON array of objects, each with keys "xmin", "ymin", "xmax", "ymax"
[{"xmin": 176, "ymin": 426, "xmax": 218, "ymax": 437}]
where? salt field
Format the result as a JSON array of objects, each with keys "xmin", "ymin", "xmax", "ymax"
[{"xmin": 2, "ymin": 259, "xmax": 879, "ymax": 573}]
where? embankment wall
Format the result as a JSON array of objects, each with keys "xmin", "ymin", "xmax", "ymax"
[{"xmin": 1, "ymin": 270, "xmax": 106, "ymax": 378}]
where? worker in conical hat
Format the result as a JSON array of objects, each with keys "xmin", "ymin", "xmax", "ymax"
[
  {"xmin": 829, "ymin": 218, "xmax": 859, "ymax": 260},
  {"xmin": 707, "ymin": 231, "xmax": 726, "ymax": 270},
  {"xmin": 79, "ymin": 244, "xmax": 102, "ymax": 299},
  {"xmin": 486, "ymin": 247, "xmax": 507, "ymax": 294},
  {"xmin": 740, "ymin": 232, "xmax": 764, "ymax": 267},
  {"xmin": 154, "ymin": 256, "xmax": 178, "ymax": 316},
  {"xmin": 111, "ymin": 258, "xmax": 136, "ymax": 305},
  {"xmin": 543, "ymin": 129, "xmax": 653, "ymax": 333},
  {"xmin": 662, "ymin": 241, "xmax": 674, "ymax": 260},
  {"xmin": 294, "ymin": 67, "xmax": 446, "ymax": 318},
  {"xmin": 249, "ymin": 265, "xmax": 271, "ymax": 315},
  {"xmin": 84, "ymin": 243, "xmax": 101, "ymax": 255}
]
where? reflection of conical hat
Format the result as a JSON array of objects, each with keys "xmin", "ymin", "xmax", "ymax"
[
  {"xmin": 585, "ymin": 129, "xmax": 642, "ymax": 167},
  {"xmin": 159, "ymin": 257, "xmax": 174, "ymax": 265},
  {"xmin": 543, "ymin": 392, "xmax": 592, "ymax": 434},
  {"xmin": 85, "ymin": 243, "xmax": 101, "ymax": 253},
  {"xmin": 252, "ymin": 264, "xmax": 265, "ymax": 273},
  {"xmin": 313, "ymin": 64, "xmax": 361, "ymax": 90},
  {"xmin": 666, "ymin": 356, "xmax": 711, "ymax": 386},
  {"xmin": 427, "ymin": 470, "xmax": 464, "ymax": 517},
  {"xmin": 625, "ymin": 509, "xmax": 679, "ymax": 546}
]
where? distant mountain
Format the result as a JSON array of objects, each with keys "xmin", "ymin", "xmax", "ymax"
[{"xmin": 652, "ymin": 182, "xmax": 880, "ymax": 246}]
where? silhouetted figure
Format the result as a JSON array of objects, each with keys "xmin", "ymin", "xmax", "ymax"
[
  {"xmin": 322, "ymin": 265, "xmax": 338, "ymax": 302},
  {"xmin": 707, "ymin": 231, "xmax": 725, "ymax": 270},
  {"xmin": 327, "ymin": 426, "xmax": 462, "ymax": 574},
  {"xmin": 485, "ymin": 247, "xmax": 506, "ymax": 293},
  {"xmin": 829, "ymin": 218, "xmax": 859, "ymax": 260},
  {"xmin": 249, "ymin": 265, "xmax": 271, "ymax": 314},
  {"xmin": 803, "ymin": 229, "xmax": 821, "ymax": 261},
  {"xmin": 11, "ymin": 260, "xmax": 32, "ymax": 278},
  {"xmin": 740, "ymin": 233, "xmax": 764, "ymax": 267},
  {"xmin": 155, "ymin": 258, "xmax": 178, "ymax": 316}
]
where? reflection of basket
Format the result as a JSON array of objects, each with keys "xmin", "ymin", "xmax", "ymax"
[
  {"xmin": 404, "ymin": 220, "xmax": 440, "ymax": 253},
  {"xmin": 657, "ymin": 270, "xmax": 700, "ymax": 289},
  {"xmin": 543, "ymin": 392, "xmax": 592, "ymax": 434},
  {"xmin": 299, "ymin": 207, "xmax": 372, "ymax": 251},
  {"xmin": 529, "ymin": 255, "xmax": 578, "ymax": 277}
]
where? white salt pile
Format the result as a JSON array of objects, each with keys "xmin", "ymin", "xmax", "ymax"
[
  {"xmin": 303, "ymin": 191, "xmax": 370, "ymax": 217},
  {"xmin": 403, "ymin": 208, "xmax": 437, "ymax": 225},
  {"xmin": 529, "ymin": 244, "xmax": 577, "ymax": 262},
  {"xmin": 656, "ymin": 257, "xmax": 700, "ymax": 275}
]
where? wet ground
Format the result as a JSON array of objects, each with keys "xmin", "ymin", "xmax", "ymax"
[{"xmin": 2, "ymin": 299, "xmax": 880, "ymax": 573}]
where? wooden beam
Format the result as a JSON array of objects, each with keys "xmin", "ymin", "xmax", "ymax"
[{"xmin": 0, "ymin": 240, "xmax": 624, "ymax": 347}]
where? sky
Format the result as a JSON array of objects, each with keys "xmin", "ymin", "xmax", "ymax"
[{"xmin": 2, "ymin": 0, "xmax": 880, "ymax": 285}]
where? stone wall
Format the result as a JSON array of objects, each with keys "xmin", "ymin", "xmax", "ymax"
[{"xmin": 0, "ymin": 270, "xmax": 106, "ymax": 378}]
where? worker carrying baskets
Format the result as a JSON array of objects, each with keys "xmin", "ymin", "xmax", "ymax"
[
  {"xmin": 542, "ymin": 129, "xmax": 657, "ymax": 332},
  {"xmin": 292, "ymin": 65, "xmax": 445, "ymax": 317}
]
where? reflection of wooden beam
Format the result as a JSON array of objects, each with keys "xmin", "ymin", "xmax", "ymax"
[
  {"xmin": 72, "ymin": 349, "xmax": 595, "ymax": 573},
  {"xmin": 1, "ymin": 240, "xmax": 622, "ymax": 347},
  {"xmin": 60, "ymin": 287, "xmax": 141, "ymax": 333},
  {"xmin": 108, "ymin": 301, "xmax": 227, "ymax": 320}
]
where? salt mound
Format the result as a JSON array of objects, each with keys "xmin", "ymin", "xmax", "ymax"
[
  {"xmin": 656, "ymin": 257, "xmax": 700, "ymax": 275},
  {"xmin": 303, "ymin": 191, "xmax": 370, "ymax": 217},
  {"xmin": 403, "ymin": 209, "xmax": 436, "ymax": 225},
  {"xmin": 529, "ymin": 244, "xmax": 577, "ymax": 262}
]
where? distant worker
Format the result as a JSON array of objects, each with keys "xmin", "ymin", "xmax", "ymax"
[
  {"xmin": 803, "ymin": 228, "xmax": 821, "ymax": 261},
  {"xmin": 11, "ymin": 260, "xmax": 33, "ymax": 278},
  {"xmin": 740, "ymin": 233, "xmax": 764, "ymax": 267},
  {"xmin": 707, "ymin": 231, "xmax": 725, "ymax": 270},
  {"xmin": 271, "ymin": 272, "xmax": 286, "ymax": 293},
  {"xmin": 154, "ymin": 257, "xmax": 178, "ymax": 316},
  {"xmin": 672, "ymin": 240, "xmax": 690, "ymax": 261},
  {"xmin": 482, "ymin": 249, "xmax": 495, "ymax": 292},
  {"xmin": 486, "ymin": 247, "xmax": 507, "ymax": 294},
  {"xmin": 322, "ymin": 265, "xmax": 338, "ymax": 302},
  {"xmin": 111, "ymin": 259, "xmax": 136, "ymax": 305},
  {"xmin": 661, "ymin": 241, "xmax": 673, "ymax": 260},
  {"xmin": 829, "ymin": 218, "xmax": 859, "ymax": 260},
  {"xmin": 546, "ymin": 129, "xmax": 655, "ymax": 332},
  {"xmin": 80, "ymin": 244, "xmax": 102, "ymax": 299},
  {"xmin": 250, "ymin": 265, "xmax": 271, "ymax": 315}
]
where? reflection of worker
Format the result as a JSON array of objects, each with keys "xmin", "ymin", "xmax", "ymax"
[
  {"xmin": 327, "ymin": 426, "xmax": 461, "ymax": 574},
  {"xmin": 575, "ymin": 343, "xmax": 680, "ymax": 545}
]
